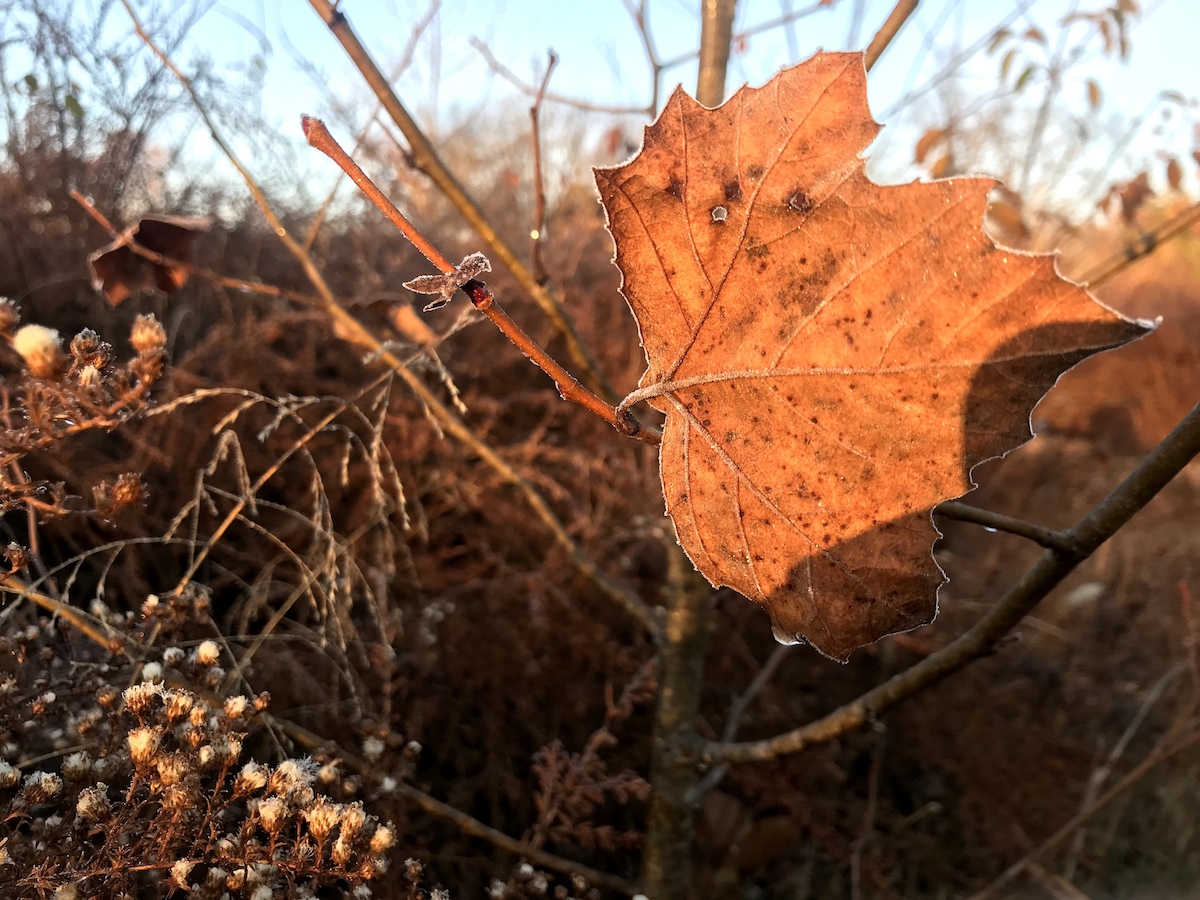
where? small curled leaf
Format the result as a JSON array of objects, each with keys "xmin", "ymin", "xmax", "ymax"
[{"xmin": 403, "ymin": 252, "xmax": 492, "ymax": 312}]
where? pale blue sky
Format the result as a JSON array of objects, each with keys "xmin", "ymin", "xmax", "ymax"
[{"xmin": 179, "ymin": 1, "xmax": 1197, "ymax": 209}]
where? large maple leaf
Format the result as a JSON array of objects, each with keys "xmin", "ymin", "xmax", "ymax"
[{"xmin": 595, "ymin": 52, "xmax": 1151, "ymax": 660}]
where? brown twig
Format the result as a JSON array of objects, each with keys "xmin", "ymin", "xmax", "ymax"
[
  {"xmin": 302, "ymin": 116, "xmax": 661, "ymax": 446},
  {"xmin": 692, "ymin": 400, "xmax": 1200, "ymax": 764},
  {"xmin": 529, "ymin": 51, "xmax": 557, "ymax": 285},
  {"xmin": 306, "ymin": 0, "xmax": 617, "ymax": 404},
  {"xmin": 863, "ymin": 0, "xmax": 920, "ymax": 71},
  {"xmin": 302, "ymin": 1, "xmax": 439, "ymax": 252},
  {"xmin": 1081, "ymin": 199, "xmax": 1200, "ymax": 287}
]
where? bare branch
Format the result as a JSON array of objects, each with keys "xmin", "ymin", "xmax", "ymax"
[
  {"xmin": 468, "ymin": 37, "xmax": 650, "ymax": 115},
  {"xmin": 864, "ymin": 0, "xmax": 919, "ymax": 71},
  {"xmin": 692, "ymin": 401, "xmax": 1200, "ymax": 764}
]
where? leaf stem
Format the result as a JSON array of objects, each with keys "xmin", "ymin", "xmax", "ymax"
[{"xmin": 933, "ymin": 500, "xmax": 1071, "ymax": 552}]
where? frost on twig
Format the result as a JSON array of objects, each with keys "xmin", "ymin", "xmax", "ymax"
[{"xmin": 403, "ymin": 251, "xmax": 492, "ymax": 311}]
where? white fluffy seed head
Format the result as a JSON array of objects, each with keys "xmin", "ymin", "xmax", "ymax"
[
  {"xmin": 195, "ymin": 640, "xmax": 221, "ymax": 666},
  {"xmin": 12, "ymin": 325, "xmax": 64, "ymax": 378}
]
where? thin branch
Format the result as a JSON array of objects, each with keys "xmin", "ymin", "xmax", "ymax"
[
  {"xmin": 692, "ymin": 401, "xmax": 1200, "ymax": 764},
  {"xmin": 1081, "ymin": 199, "xmax": 1200, "ymax": 287},
  {"xmin": 658, "ymin": 2, "xmax": 829, "ymax": 70},
  {"xmin": 1061, "ymin": 662, "xmax": 1184, "ymax": 880},
  {"xmin": 306, "ymin": 0, "xmax": 618, "ymax": 404},
  {"xmin": 468, "ymin": 37, "xmax": 650, "ymax": 116},
  {"xmin": 302, "ymin": 0, "xmax": 440, "ymax": 252},
  {"xmin": 934, "ymin": 500, "xmax": 1070, "ymax": 552},
  {"xmin": 121, "ymin": 2, "xmax": 661, "ymax": 640},
  {"xmin": 863, "ymin": 0, "xmax": 919, "ymax": 71},
  {"xmin": 301, "ymin": 117, "xmax": 661, "ymax": 446},
  {"xmin": 529, "ymin": 51, "xmax": 557, "ymax": 285},
  {"xmin": 687, "ymin": 643, "xmax": 789, "ymax": 802}
]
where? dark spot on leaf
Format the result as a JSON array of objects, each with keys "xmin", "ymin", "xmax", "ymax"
[
  {"xmin": 746, "ymin": 240, "xmax": 770, "ymax": 260},
  {"xmin": 788, "ymin": 188, "xmax": 814, "ymax": 214},
  {"xmin": 724, "ymin": 178, "xmax": 742, "ymax": 201},
  {"xmin": 746, "ymin": 164, "xmax": 765, "ymax": 180},
  {"xmin": 665, "ymin": 177, "xmax": 684, "ymax": 200}
]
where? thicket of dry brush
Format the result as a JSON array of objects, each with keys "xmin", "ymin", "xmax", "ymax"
[{"xmin": 1, "ymin": 1, "xmax": 1199, "ymax": 898}]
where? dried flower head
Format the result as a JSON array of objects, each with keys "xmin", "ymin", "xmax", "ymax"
[
  {"xmin": 162, "ymin": 689, "xmax": 194, "ymax": 723},
  {"xmin": 22, "ymin": 770, "xmax": 63, "ymax": 803},
  {"xmin": 362, "ymin": 737, "xmax": 384, "ymax": 761},
  {"xmin": 127, "ymin": 726, "xmax": 161, "ymax": 765},
  {"xmin": 224, "ymin": 695, "xmax": 248, "ymax": 720},
  {"xmin": 122, "ymin": 682, "xmax": 158, "ymax": 718},
  {"xmin": 12, "ymin": 324, "xmax": 65, "ymax": 379},
  {"xmin": 234, "ymin": 762, "xmax": 268, "ymax": 795},
  {"xmin": 332, "ymin": 834, "xmax": 354, "ymax": 866},
  {"xmin": 303, "ymin": 795, "xmax": 342, "ymax": 841},
  {"xmin": 75, "ymin": 783, "xmax": 110, "ymax": 821},
  {"xmin": 69, "ymin": 328, "xmax": 111, "ymax": 367},
  {"xmin": 256, "ymin": 796, "xmax": 289, "ymax": 833},
  {"xmin": 0, "ymin": 761, "xmax": 20, "ymax": 789},
  {"xmin": 62, "ymin": 751, "xmax": 92, "ymax": 781},
  {"xmin": 170, "ymin": 859, "xmax": 194, "ymax": 891},
  {"xmin": 130, "ymin": 313, "xmax": 167, "ymax": 355},
  {"xmin": 341, "ymin": 803, "xmax": 367, "ymax": 840},
  {"xmin": 195, "ymin": 639, "xmax": 221, "ymax": 667},
  {"xmin": 368, "ymin": 822, "xmax": 394, "ymax": 853},
  {"xmin": 156, "ymin": 751, "xmax": 189, "ymax": 786},
  {"xmin": 162, "ymin": 645, "xmax": 184, "ymax": 667},
  {"xmin": 268, "ymin": 758, "xmax": 317, "ymax": 796}
]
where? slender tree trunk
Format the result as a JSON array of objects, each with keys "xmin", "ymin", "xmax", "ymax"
[
  {"xmin": 640, "ymin": 547, "xmax": 712, "ymax": 900},
  {"xmin": 640, "ymin": 7, "xmax": 736, "ymax": 898},
  {"xmin": 696, "ymin": 0, "xmax": 738, "ymax": 108}
]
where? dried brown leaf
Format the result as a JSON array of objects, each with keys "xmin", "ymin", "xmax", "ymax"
[
  {"xmin": 1086, "ymin": 79, "xmax": 1102, "ymax": 112},
  {"xmin": 914, "ymin": 128, "xmax": 947, "ymax": 165},
  {"xmin": 87, "ymin": 215, "xmax": 211, "ymax": 306},
  {"xmin": 595, "ymin": 52, "xmax": 1151, "ymax": 659}
]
